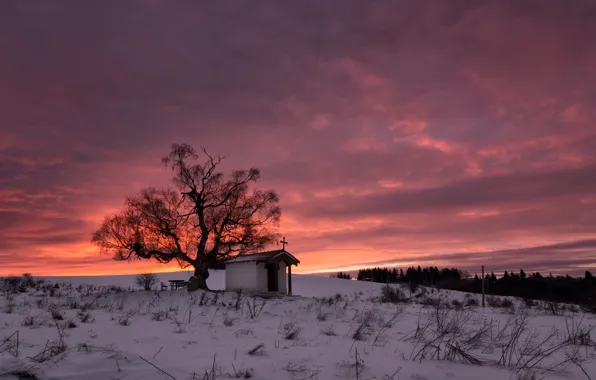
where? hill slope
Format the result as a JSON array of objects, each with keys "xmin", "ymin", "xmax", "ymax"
[{"xmin": 0, "ymin": 274, "xmax": 594, "ymax": 380}]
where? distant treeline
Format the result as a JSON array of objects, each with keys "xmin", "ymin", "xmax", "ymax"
[
  {"xmin": 343, "ymin": 266, "xmax": 596, "ymax": 309},
  {"xmin": 333, "ymin": 271, "xmax": 352, "ymax": 280}
]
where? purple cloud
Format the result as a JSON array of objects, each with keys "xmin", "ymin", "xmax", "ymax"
[{"xmin": 1, "ymin": 0, "xmax": 595, "ymax": 275}]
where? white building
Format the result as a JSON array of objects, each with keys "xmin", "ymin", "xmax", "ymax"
[{"xmin": 224, "ymin": 249, "xmax": 300, "ymax": 295}]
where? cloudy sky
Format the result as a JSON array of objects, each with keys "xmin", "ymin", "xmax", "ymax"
[{"xmin": 1, "ymin": 1, "xmax": 596, "ymax": 276}]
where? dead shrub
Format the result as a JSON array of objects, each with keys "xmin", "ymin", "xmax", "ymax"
[
  {"xmin": 245, "ymin": 297, "xmax": 266, "ymax": 319},
  {"xmin": 117, "ymin": 310, "xmax": 136, "ymax": 326},
  {"xmin": 0, "ymin": 331, "xmax": 19, "ymax": 357},
  {"xmin": 49, "ymin": 307, "xmax": 64, "ymax": 321},
  {"xmin": 6, "ymin": 370, "xmax": 39, "ymax": 380},
  {"xmin": 234, "ymin": 290, "xmax": 242, "ymax": 311},
  {"xmin": 247, "ymin": 343, "xmax": 265, "ymax": 356},
  {"xmin": 564, "ymin": 316, "xmax": 595, "ymax": 346},
  {"xmin": 231, "ymin": 367, "xmax": 253, "ymax": 378},
  {"xmin": 490, "ymin": 312, "xmax": 592, "ymax": 377},
  {"xmin": 281, "ymin": 322, "xmax": 302, "ymax": 340},
  {"xmin": 487, "ymin": 296, "xmax": 514, "ymax": 309},
  {"xmin": 233, "ymin": 328, "xmax": 253, "ymax": 338},
  {"xmin": 22, "ymin": 316, "xmax": 37, "ymax": 327},
  {"xmin": 78, "ymin": 312, "xmax": 94, "ymax": 323},
  {"xmin": 168, "ymin": 302, "xmax": 179, "ymax": 313},
  {"xmin": 523, "ymin": 298, "xmax": 537, "ymax": 308},
  {"xmin": 542, "ymin": 301, "xmax": 561, "ymax": 315},
  {"xmin": 21, "ymin": 273, "xmax": 35, "ymax": 288},
  {"xmin": 465, "ymin": 297, "xmax": 479, "ymax": 307},
  {"xmin": 31, "ymin": 322, "xmax": 67, "ymax": 363},
  {"xmin": 199, "ymin": 292, "xmax": 208, "ymax": 306},
  {"xmin": 380, "ymin": 284, "xmax": 407, "ymax": 303},
  {"xmin": 172, "ymin": 318, "xmax": 187, "ymax": 333},
  {"xmin": 373, "ymin": 306, "xmax": 403, "ymax": 347},
  {"xmin": 409, "ymin": 303, "xmax": 487, "ymax": 365},
  {"xmin": 322, "ymin": 325, "xmax": 336, "ymax": 336},
  {"xmin": 283, "ymin": 360, "xmax": 321, "ymax": 380},
  {"xmin": 108, "ymin": 285, "xmax": 125, "ymax": 293},
  {"xmin": 283, "ymin": 360, "xmax": 308, "ymax": 375},
  {"xmin": 152, "ymin": 310, "xmax": 169, "ymax": 321},
  {"xmin": 565, "ymin": 304, "xmax": 580, "ymax": 313},
  {"xmin": 409, "ymin": 282, "xmax": 419, "ymax": 295},
  {"xmin": 65, "ymin": 298, "xmax": 80, "ymax": 309},
  {"xmin": 338, "ymin": 348, "xmax": 367, "ymax": 379},
  {"xmin": 316, "ymin": 307, "xmax": 328, "ymax": 321},
  {"xmin": 1, "ymin": 277, "xmax": 21, "ymax": 295},
  {"xmin": 516, "ymin": 370, "xmax": 539, "ymax": 380},
  {"xmin": 75, "ymin": 343, "xmax": 124, "ymax": 359},
  {"xmin": 419, "ymin": 297, "xmax": 441, "ymax": 307},
  {"xmin": 3, "ymin": 303, "xmax": 15, "ymax": 314},
  {"xmin": 223, "ymin": 312, "xmax": 235, "ymax": 327},
  {"xmin": 352, "ymin": 311, "xmax": 374, "ymax": 341},
  {"xmin": 210, "ymin": 292, "xmax": 219, "ymax": 306},
  {"xmin": 31, "ymin": 338, "xmax": 67, "ymax": 363}
]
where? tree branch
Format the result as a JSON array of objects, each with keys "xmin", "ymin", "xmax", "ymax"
[{"xmin": 92, "ymin": 143, "xmax": 281, "ymax": 283}]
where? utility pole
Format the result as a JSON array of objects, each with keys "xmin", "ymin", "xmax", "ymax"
[{"xmin": 481, "ymin": 265, "xmax": 485, "ymax": 308}]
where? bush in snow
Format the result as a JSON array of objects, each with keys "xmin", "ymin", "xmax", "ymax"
[
  {"xmin": 21, "ymin": 273, "xmax": 36, "ymax": 288},
  {"xmin": 380, "ymin": 284, "xmax": 407, "ymax": 303},
  {"xmin": 486, "ymin": 296, "xmax": 514, "ymax": 309},
  {"xmin": 135, "ymin": 273, "xmax": 159, "ymax": 291},
  {"xmin": 464, "ymin": 297, "xmax": 479, "ymax": 307}
]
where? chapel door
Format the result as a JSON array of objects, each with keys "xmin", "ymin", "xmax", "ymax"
[{"xmin": 266, "ymin": 264, "xmax": 278, "ymax": 291}]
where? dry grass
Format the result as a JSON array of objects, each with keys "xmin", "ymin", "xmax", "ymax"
[
  {"xmin": 351, "ymin": 311, "xmax": 374, "ymax": 341},
  {"xmin": 223, "ymin": 311, "xmax": 235, "ymax": 326},
  {"xmin": 487, "ymin": 296, "xmax": 514, "ymax": 309},
  {"xmin": 117, "ymin": 309, "xmax": 137, "ymax": 326},
  {"xmin": 3, "ymin": 277, "xmax": 595, "ymax": 380},
  {"xmin": 0, "ymin": 330, "xmax": 19, "ymax": 357},
  {"xmin": 245, "ymin": 297, "xmax": 266, "ymax": 319},
  {"xmin": 380, "ymin": 284, "xmax": 408, "ymax": 304},
  {"xmin": 322, "ymin": 325, "xmax": 337, "ymax": 336},
  {"xmin": 281, "ymin": 322, "xmax": 303, "ymax": 340},
  {"xmin": 247, "ymin": 343, "xmax": 265, "ymax": 356},
  {"xmin": 408, "ymin": 302, "xmax": 486, "ymax": 365},
  {"xmin": 151, "ymin": 309, "xmax": 169, "ymax": 321},
  {"xmin": 30, "ymin": 319, "xmax": 67, "ymax": 364}
]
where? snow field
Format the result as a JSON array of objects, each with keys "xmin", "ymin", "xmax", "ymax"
[{"xmin": 0, "ymin": 271, "xmax": 595, "ymax": 380}]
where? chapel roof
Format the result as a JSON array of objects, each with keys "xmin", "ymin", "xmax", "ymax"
[{"xmin": 224, "ymin": 249, "xmax": 300, "ymax": 265}]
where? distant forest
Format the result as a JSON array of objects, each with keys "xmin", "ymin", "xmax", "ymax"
[{"xmin": 334, "ymin": 266, "xmax": 596, "ymax": 310}]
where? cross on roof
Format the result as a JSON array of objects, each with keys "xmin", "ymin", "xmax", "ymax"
[{"xmin": 280, "ymin": 236, "xmax": 288, "ymax": 250}]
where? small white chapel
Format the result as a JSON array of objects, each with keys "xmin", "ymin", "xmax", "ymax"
[{"xmin": 224, "ymin": 246, "xmax": 300, "ymax": 295}]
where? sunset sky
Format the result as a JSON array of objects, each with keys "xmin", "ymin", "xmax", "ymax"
[{"xmin": 1, "ymin": 1, "xmax": 596, "ymax": 276}]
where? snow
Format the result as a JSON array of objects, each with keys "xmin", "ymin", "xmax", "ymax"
[
  {"xmin": 38, "ymin": 270, "xmax": 386, "ymax": 297},
  {"xmin": 1, "ymin": 271, "xmax": 595, "ymax": 380}
]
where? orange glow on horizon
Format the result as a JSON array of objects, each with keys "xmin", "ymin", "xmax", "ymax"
[{"xmin": 2, "ymin": 226, "xmax": 596, "ymax": 277}]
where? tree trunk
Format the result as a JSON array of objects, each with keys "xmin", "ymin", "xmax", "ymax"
[{"xmin": 188, "ymin": 260, "xmax": 211, "ymax": 292}]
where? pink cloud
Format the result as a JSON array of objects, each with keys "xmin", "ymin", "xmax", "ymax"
[{"xmin": 1, "ymin": 1, "xmax": 595, "ymax": 275}]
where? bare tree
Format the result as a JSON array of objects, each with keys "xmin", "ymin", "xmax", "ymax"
[
  {"xmin": 136, "ymin": 273, "xmax": 159, "ymax": 291},
  {"xmin": 92, "ymin": 143, "xmax": 281, "ymax": 290}
]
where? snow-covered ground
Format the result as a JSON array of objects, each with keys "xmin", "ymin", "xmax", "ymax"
[
  {"xmin": 1, "ymin": 271, "xmax": 595, "ymax": 380},
  {"xmin": 38, "ymin": 270, "xmax": 388, "ymax": 298}
]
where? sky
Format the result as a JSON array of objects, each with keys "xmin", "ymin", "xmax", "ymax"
[{"xmin": 1, "ymin": 0, "xmax": 596, "ymax": 277}]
